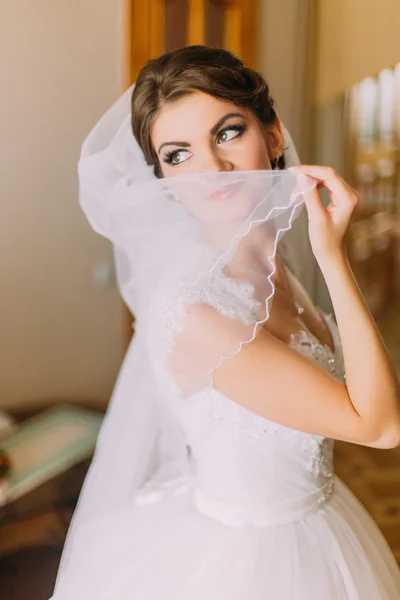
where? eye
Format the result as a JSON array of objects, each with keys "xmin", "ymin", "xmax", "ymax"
[
  {"xmin": 163, "ymin": 149, "xmax": 192, "ymax": 166},
  {"xmin": 216, "ymin": 124, "xmax": 246, "ymax": 145}
]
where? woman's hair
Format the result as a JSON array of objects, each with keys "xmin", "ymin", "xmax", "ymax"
[{"xmin": 131, "ymin": 45, "xmax": 284, "ymax": 177}]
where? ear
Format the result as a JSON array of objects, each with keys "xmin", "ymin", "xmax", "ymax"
[{"xmin": 266, "ymin": 118, "xmax": 284, "ymax": 160}]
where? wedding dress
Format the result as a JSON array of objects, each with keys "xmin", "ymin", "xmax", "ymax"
[
  {"xmin": 53, "ymin": 288, "xmax": 400, "ymax": 599},
  {"xmin": 50, "ymin": 85, "xmax": 400, "ymax": 600}
]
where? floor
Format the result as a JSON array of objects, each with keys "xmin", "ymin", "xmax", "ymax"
[
  {"xmin": 0, "ymin": 545, "xmax": 61, "ymax": 600},
  {"xmin": 4, "ymin": 451, "xmax": 400, "ymax": 600},
  {"xmin": 335, "ymin": 442, "xmax": 400, "ymax": 564},
  {"xmin": 2, "ymin": 447, "xmax": 400, "ymax": 600}
]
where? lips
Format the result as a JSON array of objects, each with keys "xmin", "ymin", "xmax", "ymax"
[{"xmin": 208, "ymin": 181, "xmax": 243, "ymax": 201}]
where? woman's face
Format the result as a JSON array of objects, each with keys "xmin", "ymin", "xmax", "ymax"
[{"xmin": 151, "ymin": 91, "xmax": 284, "ymax": 178}]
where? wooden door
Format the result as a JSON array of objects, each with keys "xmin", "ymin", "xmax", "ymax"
[
  {"xmin": 121, "ymin": 0, "xmax": 260, "ymax": 340},
  {"xmin": 123, "ymin": 0, "xmax": 260, "ymax": 87}
]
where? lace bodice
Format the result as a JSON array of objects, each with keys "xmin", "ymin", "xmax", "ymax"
[{"xmin": 144, "ymin": 271, "xmax": 346, "ymax": 527}]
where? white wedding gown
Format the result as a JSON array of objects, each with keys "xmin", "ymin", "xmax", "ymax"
[{"xmin": 57, "ymin": 289, "xmax": 400, "ymax": 599}]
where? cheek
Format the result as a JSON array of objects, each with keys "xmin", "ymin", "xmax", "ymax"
[
  {"xmin": 239, "ymin": 136, "xmax": 271, "ymax": 170},
  {"xmin": 159, "ymin": 158, "xmax": 198, "ymax": 178},
  {"xmin": 159, "ymin": 162, "xmax": 176, "ymax": 178}
]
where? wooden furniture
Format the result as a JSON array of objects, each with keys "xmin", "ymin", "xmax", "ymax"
[{"xmin": 0, "ymin": 405, "xmax": 102, "ymax": 557}]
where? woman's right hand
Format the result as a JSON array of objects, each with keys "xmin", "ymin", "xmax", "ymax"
[{"xmin": 289, "ymin": 165, "xmax": 359, "ymax": 265}]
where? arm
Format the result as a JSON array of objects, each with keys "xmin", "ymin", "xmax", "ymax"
[
  {"xmin": 181, "ymin": 303, "xmax": 397, "ymax": 449},
  {"xmin": 173, "ymin": 167, "xmax": 400, "ymax": 449},
  {"xmin": 291, "ymin": 165, "xmax": 400, "ymax": 447},
  {"xmin": 321, "ymin": 252, "xmax": 400, "ymax": 447}
]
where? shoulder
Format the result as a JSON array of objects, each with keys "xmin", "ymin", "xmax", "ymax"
[
  {"xmin": 177, "ymin": 269, "xmax": 262, "ymax": 328},
  {"xmin": 174, "ymin": 302, "xmax": 253, "ymax": 356}
]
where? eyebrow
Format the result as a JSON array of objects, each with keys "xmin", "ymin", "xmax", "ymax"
[{"xmin": 157, "ymin": 112, "xmax": 246, "ymax": 154}]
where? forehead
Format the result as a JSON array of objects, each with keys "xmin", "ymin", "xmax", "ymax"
[{"xmin": 151, "ymin": 91, "xmax": 246, "ymax": 146}]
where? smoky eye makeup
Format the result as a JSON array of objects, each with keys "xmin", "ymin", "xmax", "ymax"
[
  {"xmin": 160, "ymin": 119, "xmax": 248, "ymax": 166},
  {"xmin": 162, "ymin": 123, "xmax": 247, "ymax": 166},
  {"xmin": 162, "ymin": 148, "xmax": 191, "ymax": 165},
  {"xmin": 216, "ymin": 122, "xmax": 247, "ymax": 143}
]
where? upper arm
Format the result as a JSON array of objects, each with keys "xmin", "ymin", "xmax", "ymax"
[
  {"xmin": 170, "ymin": 303, "xmax": 377, "ymax": 447},
  {"xmin": 213, "ymin": 326, "xmax": 367, "ymax": 444}
]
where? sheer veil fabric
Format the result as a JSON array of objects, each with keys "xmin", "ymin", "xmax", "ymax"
[
  {"xmin": 50, "ymin": 82, "xmax": 400, "ymax": 600},
  {"xmin": 50, "ymin": 84, "xmax": 315, "ymax": 596}
]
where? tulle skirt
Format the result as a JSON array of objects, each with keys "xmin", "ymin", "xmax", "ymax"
[{"xmin": 53, "ymin": 478, "xmax": 400, "ymax": 599}]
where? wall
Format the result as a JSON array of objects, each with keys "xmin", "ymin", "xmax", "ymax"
[
  {"xmin": 258, "ymin": 0, "xmax": 400, "ymax": 307},
  {"xmin": 316, "ymin": 0, "xmax": 400, "ymax": 104},
  {"xmin": 258, "ymin": 0, "xmax": 313, "ymax": 158},
  {"xmin": 0, "ymin": 1, "xmax": 125, "ymax": 410},
  {"xmin": 258, "ymin": 0, "xmax": 323, "ymax": 301},
  {"xmin": 312, "ymin": 97, "xmax": 347, "ymax": 311}
]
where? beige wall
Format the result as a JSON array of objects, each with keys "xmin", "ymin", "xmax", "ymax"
[
  {"xmin": 1, "ymin": 1, "xmax": 125, "ymax": 410},
  {"xmin": 258, "ymin": 0, "xmax": 322, "ymax": 301},
  {"xmin": 259, "ymin": 0, "xmax": 400, "ymax": 305},
  {"xmin": 316, "ymin": 0, "xmax": 400, "ymax": 104},
  {"xmin": 258, "ymin": 0, "xmax": 313, "ymax": 158}
]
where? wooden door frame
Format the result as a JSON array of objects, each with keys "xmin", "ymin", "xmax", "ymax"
[
  {"xmin": 122, "ymin": 0, "xmax": 260, "ymax": 89},
  {"xmin": 119, "ymin": 0, "xmax": 260, "ymax": 345}
]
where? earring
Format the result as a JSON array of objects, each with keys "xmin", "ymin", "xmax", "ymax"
[{"xmin": 273, "ymin": 152, "xmax": 281, "ymax": 171}]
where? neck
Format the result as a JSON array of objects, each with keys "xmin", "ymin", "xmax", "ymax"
[{"xmin": 225, "ymin": 232, "xmax": 286, "ymax": 286}]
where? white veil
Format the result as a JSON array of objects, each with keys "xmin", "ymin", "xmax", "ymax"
[{"xmin": 50, "ymin": 84, "xmax": 314, "ymax": 599}]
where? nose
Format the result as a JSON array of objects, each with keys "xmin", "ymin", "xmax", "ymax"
[{"xmin": 199, "ymin": 150, "xmax": 233, "ymax": 173}]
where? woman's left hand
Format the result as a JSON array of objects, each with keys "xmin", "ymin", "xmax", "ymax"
[{"xmin": 289, "ymin": 165, "xmax": 359, "ymax": 265}]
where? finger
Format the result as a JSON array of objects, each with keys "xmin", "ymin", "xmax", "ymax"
[
  {"xmin": 289, "ymin": 165, "xmax": 351, "ymax": 199},
  {"xmin": 303, "ymin": 187, "xmax": 328, "ymax": 222},
  {"xmin": 289, "ymin": 173, "xmax": 326, "ymax": 220}
]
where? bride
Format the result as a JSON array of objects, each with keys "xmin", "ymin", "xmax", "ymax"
[{"xmin": 51, "ymin": 45, "xmax": 400, "ymax": 599}]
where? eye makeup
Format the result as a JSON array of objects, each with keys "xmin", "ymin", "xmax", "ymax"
[{"xmin": 162, "ymin": 122, "xmax": 247, "ymax": 166}]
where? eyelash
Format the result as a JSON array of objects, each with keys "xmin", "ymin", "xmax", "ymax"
[
  {"xmin": 162, "ymin": 123, "xmax": 247, "ymax": 165},
  {"xmin": 163, "ymin": 150, "xmax": 183, "ymax": 165},
  {"xmin": 217, "ymin": 123, "xmax": 246, "ymax": 142}
]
